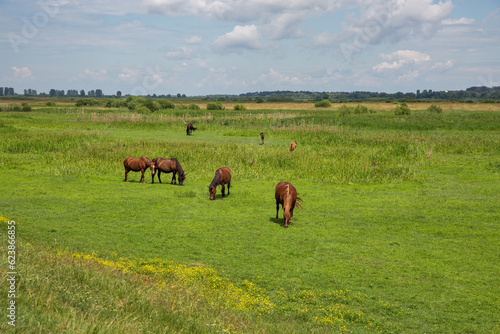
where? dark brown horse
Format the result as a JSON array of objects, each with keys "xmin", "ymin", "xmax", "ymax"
[
  {"xmin": 275, "ymin": 181, "xmax": 302, "ymax": 228},
  {"xmin": 151, "ymin": 158, "xmax": 186, "ymax": 185},
  {"xmin": 186, "ymin": 123, "xmax": 197, "ymax": 135},
  {"xmin": 260, "ymin": 132, "xmax": 265, "ymax": 145},
  {"xmin": 123, "ymin": 157, "xmax": 152, "ymax": 183},
  {"xmin": 208, "ymin": 167, "xmax": 231, "ymax": 200},
  {"xmin": 289, "ymin": 141, "xmax": 297, "ymax": 152}
]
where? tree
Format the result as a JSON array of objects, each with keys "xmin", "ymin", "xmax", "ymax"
[
  {"xmin": 116, "ymin": 91, "xmax": 122, "ymax": 98},
  {"xmin": 80, "ymin": 90, "xmax": 85, "ymax": 97},
  {"xmin": 96, "ymin": 89, "xmax": 103, "ymax": 98}
]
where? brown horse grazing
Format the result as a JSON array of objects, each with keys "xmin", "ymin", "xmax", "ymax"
[
  {"xmin": 260, "ymin": 132, "xmax": 265, "ymax": 145},
  {"xmin": 186, "ymin": 123, "xmax": 197, "ymax": 135},
  {"xmin": 275, "ymin": 181, "xmax": 302, "ymax": 228},
  {"xmin": 151, "ymin": 158, "xmax": 186, "ymax": 185},
  {"xmin": 208, "ymin": 167, "xmax": 231, "ymax": 200},
  {"xmin": 123, "ymin": 157, "xmax": 152, "ymax": 183},
  {"xmin": 289, "ymin": 141, "xmax": 297, "ymax": 152}
]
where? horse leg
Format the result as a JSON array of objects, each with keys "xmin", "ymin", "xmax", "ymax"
[
  {"xmin": 171, "ymin": 172, "xmax": 176, "ymax": 185},
  {"xmin": 140, "ymin": 169, "xmax": 145, "ymax": 183},
  {"xmin": 221, "ymin": 184, "xmax": 225, "ymax": 198},
  {"xmin": 124, "ymin": 168, "xmax": 129, "ymax": 182},
  {"xmin": 276, "ymin": 201, "xmax": 280, "ymax": 221},
  {"xmin": 227, "ymin": 181, "xmax": 230, "ymax": 195},
  {"xmin": 158, "ymin": 170, "xmax": 162, "ymax": 183}
]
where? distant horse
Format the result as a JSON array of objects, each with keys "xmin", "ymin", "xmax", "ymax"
[
  {"xmin": 275, "ymin": 181, "xmax": 302, "ymax": 228},
  {"xmin": 260, "ymin": 132, "xmax": 265, "ymax": 145},
  {"xmin": 151, "ymin": 158, "xmax": 186, "ymax": 185},
  {"xmin": 186, "ymin": 123, "xmax": 197, "ymax": 135},
  {"xmin": 123, "ymin": 157, "xmax": 152, "ymax": 183},
  {"xmin": 208, "ymin": 167, "xmax": 231, "ymax": 200},
  {"xmin": 289, "ymin": 141, "xmax": 297, "ymax": 152}
]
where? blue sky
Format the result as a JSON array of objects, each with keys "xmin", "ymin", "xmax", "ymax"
[{"xmin": 1, "ymin": 0, "xmax": 499, "ymax": 96}]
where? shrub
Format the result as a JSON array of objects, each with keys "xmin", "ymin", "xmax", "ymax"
[
  {"xmin": 394, "ymin": 102, "xmax": 411, "ymax": 115},
  {"xmin": 75, "ymin": 98, "xmax": 101, "ymax": 107},
  {"xmin": 339, "ymin": 105, "xmax": 352, "ymax": 116},
  {"xmin": 207, "ymin": 101, "xmax": 224, "ymax": 110},
  {"xmin": 45, "ymin": 101, "xmax": 56, "ymax": 107},
  {"xmin": 157, "ymin": 99, "xmax": 175, "ymax": 109},
  {"xmin": 353, "ymin": 104, "xmax": 368, "ymax": 114},
  {"xmin": 134, "ymin": 105, "xmax": 151, "ymax": 114},
  {"xmin": 427, "ymin": 104, "xmax": 443, "ymax": 113},
  {"xmin": 21, "ymin": 102, "xmax": 32, "ymax": 112},
  {"xmin": 233, "ymin": 104, "xmax": 247, "ymax": 111},
  {"xmin": 188, "ymin": 103, "xmax": 200, "ymax": 110},
  {"xmin": 315, "ymin": 100, "xmax": 331, "ymax": 108},
  {"xmin": 255, "ymin": 97, "xmax": 264, "ymax": 103}
]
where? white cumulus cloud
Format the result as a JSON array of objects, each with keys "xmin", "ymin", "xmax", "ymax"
[
  {"xmin": 211, "ymin": 25, "xmax": 262, "ymax": 53},
  {"xmin": 11, "ymin": 66, "xmax": 34, "ymax": 82}
]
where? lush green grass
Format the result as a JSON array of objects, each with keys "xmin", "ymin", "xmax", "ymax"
[{"xmin": 1, "ymin": 103, "xmax": 499, "ymax": 333}]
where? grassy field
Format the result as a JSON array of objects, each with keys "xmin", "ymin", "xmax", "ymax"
[{"xmin": 1, "ymin": 100, "xmax": 499, "ymax": 333}]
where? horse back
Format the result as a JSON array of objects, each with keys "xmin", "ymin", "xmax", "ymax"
[
  {"xmin": 217, "ymin": 167, "xmax": 231, "ymax": 184},
  {"xmin": 275, "ymin": 182, "xmax": 297, "ymax": 204}
]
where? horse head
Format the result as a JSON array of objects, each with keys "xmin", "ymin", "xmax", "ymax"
[{"xmin": 208, "ymin": 185, "xmax": 216, "ymax": 200}]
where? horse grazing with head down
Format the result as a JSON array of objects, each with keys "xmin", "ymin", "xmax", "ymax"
[
  {"xmin": 123, "ymin": 157, "xmax": 152, "ymax": 183},
  {"xmin": 208, "ymin": 167, "xmax": 231, "ymax": 200},
  {"xmin": 151, "ymin": 158, "xmax": 186, "ymax": 185},
  {"xmin": 275, "ymin": 181, "xmax": 302, "ymax": 228},
  {"xmin": 289, "ymin": 141, "xmax": 297, "ymax": 152},
  {"xmin": 260, "ymin": 132, "xmax": 265, "ymax": 145},
  {"xmin": 186, "ymin": 123, "xmax": 197, "ymax": 135}
]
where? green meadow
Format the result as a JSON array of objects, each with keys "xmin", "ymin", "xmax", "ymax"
[{"xmin": 0, "ymin": 101, "xmax": 499, "ymax": 333}]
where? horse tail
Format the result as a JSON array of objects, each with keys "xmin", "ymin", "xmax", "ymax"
[{"xmin": 295, "ymin": 196, "xmax": 303, "ymax": 209}]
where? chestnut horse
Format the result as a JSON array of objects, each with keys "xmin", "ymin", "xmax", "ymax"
[
  {"xmin": 208, "ymin": 167, "xmax": 231, "ymax": 200},
  {"xmin": 289, "ymin": 141, "xmax": 297, "ymax": 152},
  {"xmin": 260, "ymin": 132, "xmax": 265, "ymax": 145},
  {"xmin": 123, "ymin": 157, "xmax": 152, "ymax": 183},
  {"xmin": 275, "ymin": 181, "xmax": 302, "ymax": 228},
  {"xmin": 151, "ymin": 158, "xmax": 186, "ymax": 185},
  {"xmin": 186, "ymin": 123, "xmax": 197, "ymax": 135}
]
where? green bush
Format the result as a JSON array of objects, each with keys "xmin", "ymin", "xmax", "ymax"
[
  {"xmin": 339, "ymin": 105, "xmax": 352, "ymax": 116},
  {"xmin": 76, "ymin": 98, "xmax": 100, "ymax": 107},
  {"xmin": 158, "ymin": 99, "xmax": 175, "ymax": 109},
  {"xmin": 427, "ymin": 104, "xmax": 443, "ymax": 113},
  {"xmin": 188, "ymin": 103, "xmax": 200, "ymax": 110},
  {"xmin": 353, "ymin": 104, "xmax": 368, "ymax": 114},
  {"xmin": 134, "ymin": 105, "xmax": 151, "ymax": 114},
  {"xmin": 233, "ymin": 104, "xmax": 247, "ymax": 111},
  {"xmin": 45, "ymin": 101, "xmax": 56, "ymax": 107},
  {"xmin": 315, "ymin": 100, "xmax": 331, "ymax": 108},
  {"xmin": 207, "ymin": 101, "xmax": 224, "ymax": 110},
  {"xmin": 255, "ymin": 97, "xmax": 264, "ymax": 103},
  {"xmin": 21, "ymin": 102, "xmax": 32, "ymax": 112},
  {"xmin": 394, "ymin": 102, "xmax": 411, "ymax": 115}
]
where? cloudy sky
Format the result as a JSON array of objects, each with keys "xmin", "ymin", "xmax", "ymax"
[{"xmin": 1, "ymin": 0, "xmax": 499, "ymax": 96}]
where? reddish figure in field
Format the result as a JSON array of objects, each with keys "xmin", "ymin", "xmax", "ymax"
[
  {"xmin": 275, "ymin": 181, "xmax": 302, "ymax": 228},
  {"xmin": 123, "ymin": 157, "xmax": 152, "ymax": 183},
  {"xmin": 208, "ymin": 167, "xmax": 231, "ymax": 200},
  {"xmin": 289, "ymin": 141, "xmax": 297, "ymax": 152},
  {"xmin": 260, "ymin": 132, "xmax": 265, "ymax": 145}
]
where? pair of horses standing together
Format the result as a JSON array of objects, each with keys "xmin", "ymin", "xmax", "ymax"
[{"xmin": 123, "ymin": 157, "xmax": 185, "ymax": 185}]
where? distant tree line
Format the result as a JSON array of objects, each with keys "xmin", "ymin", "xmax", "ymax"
[
  {"xmin": 2, "ymin": 86, "xmax": 500, "ymax": 102},
  {"xmin": 0, "ymin": 87, "xmax": 16, "ymax": 96}
]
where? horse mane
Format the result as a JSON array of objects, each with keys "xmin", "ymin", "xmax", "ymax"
[
  {"xmin": 174, "ymin": 158, "xmax": 184, "ymax": 175},
  {"xmin": 209, "ymin": 170, "xmax": 221, "ymax": 188}
]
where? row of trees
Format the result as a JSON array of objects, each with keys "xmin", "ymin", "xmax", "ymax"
[
  {"xmin": 0, "ymin": 87, "xmax": 16, "ymax": 96},
  {"xmin": 2, "ymin": 86, "xmax": 500, "ymax": 101}
]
